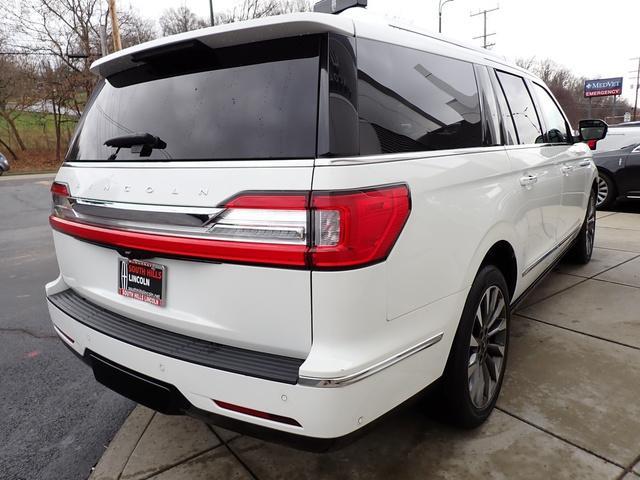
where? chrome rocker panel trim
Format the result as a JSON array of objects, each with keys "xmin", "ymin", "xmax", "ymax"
[{"xmin": 522, "ymin": 224, "xmax": 582, "ymax": 277}]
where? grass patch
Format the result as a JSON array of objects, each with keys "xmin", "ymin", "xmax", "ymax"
[
  {"xmin": 0, "ymin": 111, "xmax": 77, "ymax": 173},
  {"xmin": 0, "ymin": 111, "xmax": 77, "ymax": 151}
]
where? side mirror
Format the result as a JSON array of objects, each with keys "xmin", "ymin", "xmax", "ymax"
[{"xmin": 578, "ymin": 119, "xmax": 608, "ymax": 150}]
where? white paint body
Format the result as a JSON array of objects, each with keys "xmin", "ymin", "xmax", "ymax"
[{"xmin": 46, "ymin": 11, "xmax": 597, "ymax": 439}]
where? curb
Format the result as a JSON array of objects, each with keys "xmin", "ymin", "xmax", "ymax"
[
  {"xmin": 0, "ymin": 172, "xmax": 56, "ymax": 182},
  {"xmin": 89, "ymin": 406, "xmax": 155, "ymax": 480}
]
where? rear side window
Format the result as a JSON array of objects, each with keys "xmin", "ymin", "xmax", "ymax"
[
  {"xmin": 67, "ymin": 36, "xmax": 321, "ymax": 161},
  {"xmin": 473, "ymin": 64, "xmax": 501, "ymax": 146},
  {"xmin": 496, "ymin": 71, "xmax": 543, "ymax": 144},
  {"xmin": 532, "ymin": 83, "xmax": 571, "ymax": 144},
  {"xmin": 357, "ymin": 38, "xmax": 482, "ymax": 155}
]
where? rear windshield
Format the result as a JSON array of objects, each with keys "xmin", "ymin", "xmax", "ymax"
[{"xmin": 67, "ymin": 36, "xmax": 321, "ymax": 161}]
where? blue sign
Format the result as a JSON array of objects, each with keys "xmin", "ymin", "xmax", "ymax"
[{"xmin": 584, "ymin": 77, "xmax": 623, "ymax": 98}]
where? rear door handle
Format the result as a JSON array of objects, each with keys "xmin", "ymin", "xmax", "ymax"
[
  {"xmin": 519, "ymin": 174, "xmax": 538, "ymax": 187},
  {"xmin": 578, "ymin": 159, "xmax": 591, "ymax": 167}
]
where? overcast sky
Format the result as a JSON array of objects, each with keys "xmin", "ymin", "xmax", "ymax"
[{"xmin": 129, "ymin": 0, "xmax": 640, "ymax": 104}]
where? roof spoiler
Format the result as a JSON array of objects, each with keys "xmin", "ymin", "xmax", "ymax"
[
  {"xmin": 313, "ymin": 0, "xmax": 367, "ymax": 14},
  {"xmin": 90, "ymin": 13, "xmax": 355, "ymax": 78}
]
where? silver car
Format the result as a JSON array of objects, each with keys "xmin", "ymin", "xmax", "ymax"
[{"xmin": 0, "ymin": 154, "xmax": 9, "ymax": 175}]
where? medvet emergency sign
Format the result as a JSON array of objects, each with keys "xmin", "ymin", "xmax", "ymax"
[{"xmin": 584, "ymin": 77, "xmax": 623, "ymax": 98}]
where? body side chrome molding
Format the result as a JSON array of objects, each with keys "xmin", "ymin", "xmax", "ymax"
[
  {"xmin": 298, "ymin": 332, "xmax": 444, "ymax": 388},
  {"xmin": 522, "ymin": 224, "xmax": 581, "ymax": 277}
]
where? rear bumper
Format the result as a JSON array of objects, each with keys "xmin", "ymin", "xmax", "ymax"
[{"xmin": 46, "ymin": 282, "xmax": 464, "ymax": 439}]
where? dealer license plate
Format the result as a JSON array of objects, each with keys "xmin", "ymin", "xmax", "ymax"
[{"xmin": 118, "ymin": 258, "xmax": 166, "ymax": 307}]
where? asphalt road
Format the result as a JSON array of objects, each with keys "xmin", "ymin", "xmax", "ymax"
[{"xmin": 0, "ymin": 174, "xmax": 134, "ymax": 480}]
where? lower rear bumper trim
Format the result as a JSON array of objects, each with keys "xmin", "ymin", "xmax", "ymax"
[{"xmin": 47, "ymin": 289, "xmax": 304, "ymax": 384}]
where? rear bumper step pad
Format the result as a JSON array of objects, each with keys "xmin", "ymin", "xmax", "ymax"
[{"xmin": 48, "ymin": 289, "xmax": 304, "ymax": 384}]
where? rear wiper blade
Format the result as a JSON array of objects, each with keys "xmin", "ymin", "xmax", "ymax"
[{"xmin": 104, "ymin": 132, "xmax": 167, "ymax": 160}]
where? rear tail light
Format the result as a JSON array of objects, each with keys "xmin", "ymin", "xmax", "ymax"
[
  {"xmin": 49, "ymin": 184, "xmax": 410, "ymax": 270},
  {"xmin": 311, "ymin": 186, "xmax": 411, "ymax": 269},
  {"xmin": 51, "ymin": 181, "xmax": 74, "ymax": 218},
  {"xmin": 51, "ymin": 181, "xmax": 70, "ymax": 197}
]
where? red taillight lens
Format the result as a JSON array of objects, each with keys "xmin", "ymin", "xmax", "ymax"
[
  {"xmin": 49, "ymin": 184, "xmax": 410, "ymax": 270},
  {"xmin": 51, "ymin": 181, "xmax": 70, "ymax": 197},
  {"xmin": 586, "ymin": 139, "xmax": 598, "ymax": 150},
  {"xmin": 214, "ymin": 400, "xmax": 301, "ymax": 427},
  {"xmin": 311, "ymin": 185, "xmax": 411, "ymax": 269}
]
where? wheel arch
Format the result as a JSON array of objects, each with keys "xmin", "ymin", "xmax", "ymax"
[
  {"xmin": 478, "ymin": 241, "xmax": 517, "ymax": 302},
  {"xmin": 463, "ymin": 223, "xmax": 520, "ymax": 304}
]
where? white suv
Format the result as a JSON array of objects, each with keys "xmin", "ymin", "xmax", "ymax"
[{"xmin": 46, "ymin": 2, "xmax": 606, "ymax": 444}]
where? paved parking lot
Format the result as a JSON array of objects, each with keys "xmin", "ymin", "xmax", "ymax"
[
  {"xmin": 90, "ymin": 211, "xmax": 640, "ymax": 480},
  {"xmin": 0, "ymin": 175, "xmax": 134, "ymax": 480}
]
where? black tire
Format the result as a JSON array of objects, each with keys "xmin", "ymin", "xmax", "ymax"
[
  {"xmin": 568, "ymin": 187, "xmax": 597, "ymax": 264},
  {"xmin": 596, "ymin": 171, "xmax": 616, "ymax": 210},
  {"xmin": 441, "ymin": 265, "xmax": 510, "ymax": 428}
]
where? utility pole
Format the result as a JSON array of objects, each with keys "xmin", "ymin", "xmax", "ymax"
[
  {"xmin": 631, "ymin": 57, "xmax": 640, "ymax": 121},
  {"xmin": 470, "ymin": 6, "xmax": 499, "ymax": 49},
  {"xmin": 438, "ymin": 0, "xmax": 454, "ymax": 34},
  {"xmin": 209, "ymin": 0, "xmax": 214, "ymax": 27},
  {"xmin": 108, "ymin": 0, "xmax": 122, "ymax": 52}
]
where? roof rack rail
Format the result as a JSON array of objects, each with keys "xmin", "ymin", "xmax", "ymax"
[{"xmin": 313, "ymin": 0, "xmax": 367, "ymax": 14}]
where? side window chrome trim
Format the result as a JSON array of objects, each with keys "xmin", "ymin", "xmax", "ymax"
[{"xmin": 315, "ymin": 146, "xmax": 508, "ymax": 166}]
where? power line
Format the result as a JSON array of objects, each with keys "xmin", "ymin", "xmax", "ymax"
[
  {"xmin": 0, "ymin": 51, "xmax": 55, "ymax": 56},
  {"xmin": 470, "ymin": 6, "xmax": 499, "ymax": 49}
]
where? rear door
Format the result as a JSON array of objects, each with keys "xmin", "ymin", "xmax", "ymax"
[
  {"xmin": 493, "ymin": 70, "xmax": 562, "ymax": 277},
  {"xmin": 51, "ymin": 36, "xmax": 323, "ymax": 358}
]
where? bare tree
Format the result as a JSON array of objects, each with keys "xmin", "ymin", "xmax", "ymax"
[
  {"xmin": 160, "ymin": 5, "xmax": 207, "ymax": 36},
  {"xmin": 216, "ymin": 0, "xmax": 312, "ymax": 24},
  {"xmin": 2, "ymin": 0, "xmax": 102, "ymax": 101},
  {"xmin": 119, "ymin": 9, "xmax": 157, "ymax": 49},
  {"xmin": 517, "ymin": 58, "xmax": 635, "ymax": 125},
  {"xmin": 0, "ymin": 50, "xmax": 37, "ymax": 155},
  {"xmin": 36, "ymin": 59, "xmax": 78, "ymax": 162}
]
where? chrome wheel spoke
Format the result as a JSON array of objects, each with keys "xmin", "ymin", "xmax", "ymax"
[
  {"xmin": 487, "ymin": 316, "xmax": 507, "ymax": 339},
  {"xmin": 468, "ymin": 354, "xmax": 479, "ymax": 375},
  {"xmin": 486, "ymin": 352, "xmax": 502, "ymax": 381},
  {"xmin": 597, "ymin": 178, "xmax": 608, "ymax": 205},
  {"xmin": 475, "ymin": 305, "xmax": 484, "ymax": 328},
  {"xmin": 486, "ymin": 297, "xmax": 505, "ymax": 332},
  {"xmin": 482, "ymin": 362, "xmax": 492, "ymax": 403},
  {"xmin": 470, "ymin": 365, "xmax": 485, "ymax": 406}
]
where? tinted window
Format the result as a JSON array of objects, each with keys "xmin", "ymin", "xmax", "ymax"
[
  {"xmin": 487, "ymin": 69, "xmax": 517, "ymax": 145},
  {"xmin": 67, "ymin": 36, "xmax": 320, "ymax": 161},
  {"xmin": 357, "ymin": 39, "xmax": 482, "ymax": 155},
  {"xmin": 532, "ymin": 83, "xmax": 570, "ymax": 144},
  {"xmin": 474, "ymin": 64, "xmax": 501, "ymax": 146},
  {"xmin": 496, "ymin": 71, "xmax": 543, "ymax": 144},
  {"xmin": 326, "ymin": 34, "xmax": 359, "ymax": 156}
]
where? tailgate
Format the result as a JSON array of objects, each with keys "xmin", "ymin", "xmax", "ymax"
[{"xmin": 52, "ymin": 163, "xmax": 313, "ymax": 358}]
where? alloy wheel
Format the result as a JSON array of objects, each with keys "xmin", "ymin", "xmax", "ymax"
[
  {"xmin": 586, "ymin": 192, "xmax": 596, "ymax": 255},
  {"xmin": 596, "ymin": 176, "xmax": 608, "ymax": 207},
  {"xmin": 468, "ymin": 285, "xmax": 507, "ymax": 410}
]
